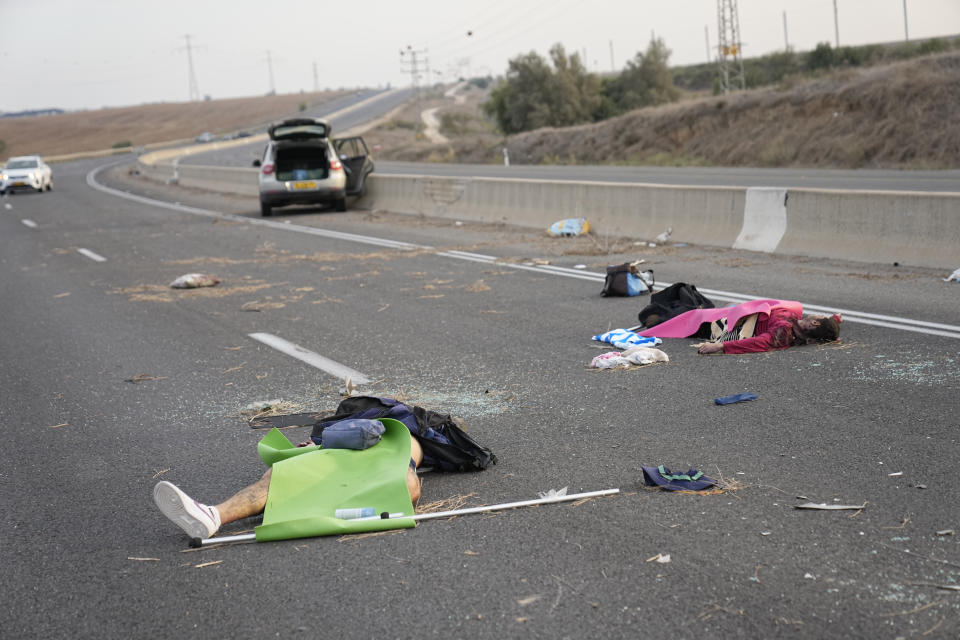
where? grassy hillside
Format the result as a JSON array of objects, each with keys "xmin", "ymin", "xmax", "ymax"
[
  {"xmin": 0, "ymin": 90, "xmax": 349, "ymax": 160},
  {"xmin": 377, "ymin": 52, "xmax": 960, "ymax": 170}
]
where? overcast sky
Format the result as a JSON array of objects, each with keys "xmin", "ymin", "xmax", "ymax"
[{"xmin": 2, "ymin": 0, "xmax": 958, "ymax": 112}]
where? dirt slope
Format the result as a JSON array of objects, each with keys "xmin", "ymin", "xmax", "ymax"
[
  {"xmin": 499, "ymin": 52, "xmax": 960, "ymax": 169},
  {"xmin": 375, "ymin": 52, "xmax": 960, "ymax": 170},
  {"xmin": 0, "ymin": 91, "xmax": 349, "ymax": 160}
]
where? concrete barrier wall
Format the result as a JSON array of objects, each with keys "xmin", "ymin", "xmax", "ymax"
[
  {"xmin": 138, "ymin": 159, "xmax": 959, "ymax": 270},
  {"xmin": 360, "ymin": 174, "xmax": 747, "ymax": 248},
  {"xmin": 175, "ymin": 165, "xmax": 260, "ymax": 196},
  {"xmin": 777, "ymin": 189, "xmax": 960, "ymax": 268}
]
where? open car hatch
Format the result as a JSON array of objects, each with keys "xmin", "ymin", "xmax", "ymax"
[{"xmin": 268, "ymin": 118, "xmax": 331, "ymax": 141}]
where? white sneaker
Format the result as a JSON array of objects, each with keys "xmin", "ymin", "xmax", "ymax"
[{"xmin": 153, "ymin": 481, "xmax": 221, "ymax": 539}]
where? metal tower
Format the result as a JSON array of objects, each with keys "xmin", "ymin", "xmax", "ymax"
[
  {"xmin": 716, "ymin": 0, "xmax": 745, "ymax": 93},
  {"xmin": 181, "ymin": 34, "xmax": 200, "ymax": 102}
]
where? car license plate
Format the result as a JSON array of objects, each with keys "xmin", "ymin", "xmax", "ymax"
[
  {"xmin": 292, "ymin": 181, "xmax": 316, "ymax": 190},
  {"xmin": 13, "ymin": 181, "xmax": 25, "ymax": 186}
]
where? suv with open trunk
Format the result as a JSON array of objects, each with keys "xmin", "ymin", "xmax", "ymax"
[{"xmin": 254, "ymin": 118, "xmax": 373, "ymax": 217}]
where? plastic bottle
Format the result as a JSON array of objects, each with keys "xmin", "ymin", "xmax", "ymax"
[{"xmin": 335, "ymin": 507, "xmax": 376, "ymax": 520}]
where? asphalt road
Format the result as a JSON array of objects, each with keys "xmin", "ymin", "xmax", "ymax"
[
  {"xmin": 3, "ymin": 155, "xmax": 959, "ymax": 640},
  {"xmin": 183, "ymin": 88, "xmax": 414, "ymax": 168},
  {"xmin": 180, "ymin": 89, "xmax": 960, "ymax": 193}
]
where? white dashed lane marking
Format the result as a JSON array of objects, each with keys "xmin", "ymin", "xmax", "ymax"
[
  {"xmin": 248, "ymin": 332, "xmax": 372, "ymax": 384},
  {"xmin": 87, "ymin": 163, "xmax": 960, "ymax": 340},
  {"xmin": 76, "ymin": 248, "xmax": 107, "ymax": 262}
]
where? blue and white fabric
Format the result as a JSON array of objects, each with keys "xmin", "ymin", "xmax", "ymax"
[{"xmin": 592, "ymin": 329, "xmax": 661, "ymax": 350}]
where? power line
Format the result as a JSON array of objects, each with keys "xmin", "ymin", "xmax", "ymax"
[
  {"xmin": 177, "ymin": 34, "xmax": 201, "ymax": 101},
  {"xmin": 265, "ymin": 50, "xmax": 276, "ymax": 95},
  {"xmin": 716, "ymin": 0, "xmax": 745, "ymax": 93},
  {"xmin": 400, "ymin": 45, "xmax": 428, "ymax": 132}
]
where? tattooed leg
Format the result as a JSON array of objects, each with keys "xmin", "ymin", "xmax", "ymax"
[{"xmin": 214, "ymin": 469, "xmax": 272, "ymax": 525}]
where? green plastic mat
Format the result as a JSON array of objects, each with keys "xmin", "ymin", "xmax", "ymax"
[{"xmin": 254, "ymin": 417, "xmax": 416, "ymax": 542}]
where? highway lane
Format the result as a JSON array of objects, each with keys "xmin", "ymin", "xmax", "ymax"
[
  {"xmin": 181, "ymin": 87, "xmax": 413, "ymax": 168},
  {"xmin": 3, "ymin": 156, "xmax": 960, "ymax": 638},
  {"xmin": 175, "ymin": 87, "xmax": 959, "ymax": 192},
  {"xmin": 376, "ymin": 161, "xmax": 960, "ymax": 193}
]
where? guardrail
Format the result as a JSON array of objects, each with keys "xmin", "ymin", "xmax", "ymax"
[{"xmin": 136, "ymin": 155, "xmax": 959, "ymax": 270}]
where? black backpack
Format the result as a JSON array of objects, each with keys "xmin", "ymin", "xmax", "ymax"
[
  {"xmin": 637, "ymin": 282, "xmax": 714, "ymax": 329},
  {"xmin": 601, "ymin": 263, "xmax": 653, "ymax": 297}
]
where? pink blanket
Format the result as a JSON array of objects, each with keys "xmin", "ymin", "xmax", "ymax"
[{"xmin": 637, "ymin": 299, "xmax": 803, "ymax": 338}]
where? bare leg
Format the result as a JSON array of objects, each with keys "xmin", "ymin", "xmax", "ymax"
[
  {"xmin": 214, "ymin": 468, "xmax": 272, "ymax": 525},
  {"xmin": 407, "ymin": 436, "xmax": 423, "ymax": 503},
  {"xmin": 215, "ymin": 434, "xmax": 423, "ymax": 524}
]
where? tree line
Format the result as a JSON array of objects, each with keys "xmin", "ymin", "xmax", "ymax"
[
  {"xmin": 483, "ymin": 39, "xmax": 678, "ymax": 135},
  {"xmin": 483, "ymin": 36, "xmax": 958, "ymax": 135}
]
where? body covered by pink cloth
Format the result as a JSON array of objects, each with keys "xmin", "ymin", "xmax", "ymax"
[{"xmin": 638, "ymin": 299, "xmax": 803, "ymax": 339}]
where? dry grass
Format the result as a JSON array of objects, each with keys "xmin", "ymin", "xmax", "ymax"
[
  {"xmin": 502, "ymin": 52, "xmax": 960, "ymax": 170},
  {"xmin": 0, "ymin": 90, "xmax": 351, "ymax": 159},
  {"xmin": 6, "ymin": 54, "xmax": 958, "ymax": 171}
]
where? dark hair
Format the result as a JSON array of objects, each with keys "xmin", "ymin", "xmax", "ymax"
[{"xmin": 807, "ymin": 316, "xmax": 841, "ymax": 342}]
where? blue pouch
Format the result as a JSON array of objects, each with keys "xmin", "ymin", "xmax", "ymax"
[
  {"xmin": 714, "ymin": 392, "xmax": 759, "ymax": 406},
  {"xmin": 321, "ymin": 418, "xmax": 385, "ymax": 450}
]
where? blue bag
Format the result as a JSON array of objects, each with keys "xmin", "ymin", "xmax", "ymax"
[{"xmin": 320, "ymin": 418, "xmax": 385, "ymax": 450}]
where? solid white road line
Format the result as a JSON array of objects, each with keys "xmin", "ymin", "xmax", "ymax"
[
  {"xmin": 21, "ymin": 219, "xmax": 37, "ymax": 228},
  {"xmin": 87, "ymin": 164, "xmax": 960, "ymax": 340},
  {"xmin": 76, "ymin": 248, "xmax": 107, "ymax": 262},
  {"xmin": 248, "ymin": 332, "xmax": 372, "ymax": 384}
]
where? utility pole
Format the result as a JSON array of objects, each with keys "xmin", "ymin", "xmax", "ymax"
[
  {"xmin": 178, "ymin": 34, "xmax": 201, "ymax": 102},
  {"xmin": 400, "ymin": 45, "xmax": 427, "ymax": 134},
  {"xmin": 312, "ymin": 62, "xmax": 319, "ymax": 92},
  {"xmin": 704, "ymin": 25, "xmax": 711, "ymax": 63},
  {"xmin": 833, "ymin": 0, "xmax": 840, "ymax": 47},
  {"xmin": 716, "ymin": 0, "xmax": 745, "ymax": 93},
  {"xmin": 609, "ymin": 40, "xmax": 615, "ymax": 72},
  {"xmin": 903, "ymin": 0, "xmax": 909, "ymax": 41},
  {"xmin": 265, "ymin": 50, "xmax": 276, "ymax": 95},
  {"xmin": 783, "ymin": 11, "xmax": 789, "ymax": 49}
]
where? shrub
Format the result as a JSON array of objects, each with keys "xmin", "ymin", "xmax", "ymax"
[
  {"xmin": 299, "ymin": 102, "xmax": 307, "ymax": 112},
  {"xmin": 806, "ymin": 42, "xmax": 834, "ymax": 70},
  {"xmin": 440, "ymin": 112, "xmax": 473, "ymax": 136},
  {"xmin": 112, "ymin": 140, "xmax": 133, "ymax": 149}
]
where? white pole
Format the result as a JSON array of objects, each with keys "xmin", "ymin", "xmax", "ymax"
[{"xmin": 194, "ymin": 488, "xmax": 620, "ymax": 547}]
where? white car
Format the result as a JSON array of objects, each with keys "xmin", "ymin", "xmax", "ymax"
[
  {"xmin": 1, "ymin": 155, "xmax": 53, "ymax": 193},
  {"xmin": 253, "ymin": 118, "xmax": 374, "ymax": 216}
]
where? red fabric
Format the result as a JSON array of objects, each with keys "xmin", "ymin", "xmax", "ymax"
[
  {"xmin": 722, "ymin": 306, "xmax": 801, "ymax": 354},
  {"xmin": 638, "ymin": 299, "xmax": 802, "ymax": 339}
]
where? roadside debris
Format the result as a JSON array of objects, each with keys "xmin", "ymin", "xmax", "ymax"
[
  {"xmin": 547, "ymin": 217, "xmax": 590, "ymax": 237},
  {"xmin": 646, "ymin": 553, "xmax": 671, "ymax": 563},
  {"xmin": 590, "ymin": 347, "xmax": 668, "ymax": 369},
  {"xmin": 714, "ymin": 392, "xmax": 759, "ymax": 406},
  {"xmin": 795, "ymin": 502, "xmax": 867, "ymax": 511},
  {"xmin": 241, "ymin": 399, "xmax": 285, "ymax": 415},
  {"xmin": 538, "ymin": 487, "xmax": 568, "ymax": 499},
  {"xmin": 936, "ymin": 529, "xmax": 956, "ymax": 536},
  {"xmin": 653, "ymin": 227, "xmax": 672, "ymax": 244},
  {"xmin": 943, "ymin": 267, "xmax": 960, "ymax": 282},
  {"xmin": 339, "ymin": 377, "xmax": 358, "ymax": 396},
  {"xmin": 125, "ymin": 373, "xmax": 168, "ymax": 384},
  {"xmin": 642, "ymin": 465, "xmax": 718, "ymax": 491},
  {"xmin": 170, "ymin": 273, "xmax": 221, "ymax": 289},
  {"xmin": 601, "ymin": 261, "xmax": 652, "ymax": 297},
  {"xmin": 592, "ymin": 328, "xmax": 661, "ymax": 350}
]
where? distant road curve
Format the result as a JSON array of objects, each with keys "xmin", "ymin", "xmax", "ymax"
[
  {"xmin": 181, "ymin": 88, "xmax": 414, "ymax": 168},
  {"xmin": 182, "ymin": 87, "xmax": 959, "ymax": 193}
]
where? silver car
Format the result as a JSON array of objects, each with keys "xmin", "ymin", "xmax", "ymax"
[
  {"xmin": 253, "ymin": 118, "xmax": 373, "ymax": 217},
  {"xmin": 1, "ymin": 155, "xmax": 53, "ymax": 193}
]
